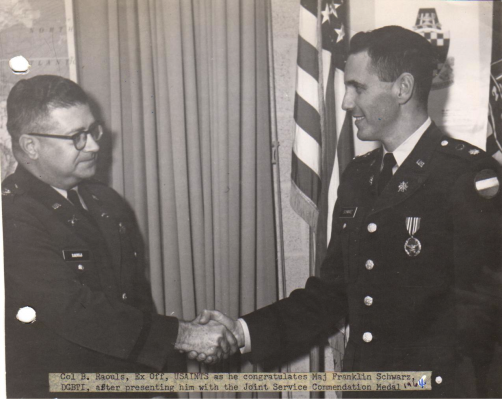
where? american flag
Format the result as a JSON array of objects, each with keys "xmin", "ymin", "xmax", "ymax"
[
  {"xmin": 487, "ymin": 1, "xmax": 502, "ymax": 164},
  {"xmin": 290, "ymin": 0, "xmax": 353, "ymax": 243},
  {"xmin": 290, "ymin": 0, "xmax": 353, "ymax": 379}
]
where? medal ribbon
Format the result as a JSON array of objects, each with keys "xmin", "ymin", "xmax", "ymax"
[{"xmin": 406, "ymin": 217, "xmax": 421, "ymax": 237}]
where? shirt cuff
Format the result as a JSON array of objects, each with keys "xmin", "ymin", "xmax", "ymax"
[{"xmin": 238, "ymin": 318, "xmax": 252, "ymax": 354}]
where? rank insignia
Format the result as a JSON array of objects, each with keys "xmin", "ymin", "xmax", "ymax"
[
  {"xmin": 92, "ymin": 194, "xmax": 99, "ymax": 201},
  {"xmin": 469, "ymin": 149, "xmax": 480, "ymax": 156},
  {"xmin": 474, "ymin": 169, "xmax": 500, "ymax": 199},
  {"xmin": 2, "ymin": 188, "xmax": 12, "ymax": 196},
  {"xmin": 52, "ymin": 203, "xmax": 62, "ymax": 210},
  {"xmin": 405, "ymin": 217, "xmax": 422, "ymax": 257},
  {"xmin": 369, "ymin": 175, "xmax": 374, "ymax": 185},
  {"xmin": 398, "ymin": 181, "xmax": 409, "ymax": 193},
  {"xmin": 416, "ymin": 159, "xmax": 425, "ymax": 168}
]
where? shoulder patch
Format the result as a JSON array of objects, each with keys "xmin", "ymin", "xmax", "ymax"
[
  {"xmin": 474, "ymin": 169, "xmax": 500, "ymax": 199},
  {"xmin": 437, "ymin": 137, "xmax": 485, "ymax": 161}
]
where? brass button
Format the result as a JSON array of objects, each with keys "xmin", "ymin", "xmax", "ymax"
[
  {"xmin": 367, "ymin": 223, "xmax": 377, "ymax": 233},
  {"xmin": 78, "ymin": 264, "xmax": 84, "ymax": 271},
  {"xmin": 122, "ymin": 293, "xmax": 127, "ymax": 301},
  {"xmin": 435, "ymin": 376, "xmax": 442, "ymax": 384},
  {"xmin": 363, "ymin": 332, "xmax": 373, "ymax": 343},
  {"xmin": 365, "ymin": 260, "xmax": 374, "ymax": 270},
  {"xmin": 441, "ymin": 140, "xmax": 448, "ymax": 147},
  {"xmin": 364, "ymin": 296, "xmax": 373, "ymax": 306}
]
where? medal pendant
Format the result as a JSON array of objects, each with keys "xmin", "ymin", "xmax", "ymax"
[{"xmin": 404, "ymin": 236, "xmax": 421, "ymax": 257}]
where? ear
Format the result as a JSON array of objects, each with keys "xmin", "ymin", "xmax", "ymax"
[
  {"xmin": 18, "ymin": 134, "xmax": 39, "ymax": 160},
  {"xmin": 393, "ymin": 73, "xmax": 415, "ymax": 105}
]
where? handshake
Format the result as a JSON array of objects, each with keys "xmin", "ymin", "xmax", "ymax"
[{"xmin": 175, "ymin": 310, "xmax": 245, "ymax": 364}]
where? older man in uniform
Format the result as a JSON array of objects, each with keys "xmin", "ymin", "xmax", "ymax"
[
  {"xmin": 2, "ymin": 75, "xmax": 235, "ymax": 398},
  {"xmin": 196, "ymin": 26, "xmax": 502, "ymax": 397}
]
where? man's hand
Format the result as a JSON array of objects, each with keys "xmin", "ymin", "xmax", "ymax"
[
  {"xmin": 185, "ymin": 310, "xmax": 245, "ymax": 361},
  {"xmin": 175, "ymin": 319, "xmax": 238, "ymax": 364}
]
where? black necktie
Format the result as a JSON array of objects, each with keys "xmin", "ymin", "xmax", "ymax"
[
  {"xmin": 68, "ymin": 189, "xmax": 86, "ymax": 212},
  {"xmin": 378, "ymin": 153, "xmax": 397, "ymax": 195}
]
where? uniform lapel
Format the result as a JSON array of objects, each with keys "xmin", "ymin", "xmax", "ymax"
[
  {"xmin": 370, "ymin": 124, "xmax": 443, "ymax": 216},
  {"xmin": 79, "ymin": 184, "xmax": 122, "ymax": 283}
]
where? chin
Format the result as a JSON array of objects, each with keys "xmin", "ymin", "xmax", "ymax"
[
  {"xmin": 77, "ymin": 166, "xmax": 97, "ymax": 180},
  {"xmin": 356, "ymin": 129, "xmax": 373, "ymax": 142}
]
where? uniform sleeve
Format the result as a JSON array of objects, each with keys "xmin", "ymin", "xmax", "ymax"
[
  {"xmin": 3, "ymin": 207, "xmax": 179, "ymax": 371},
  {"xmin": 242, "ymin": 198, "xmax": 348, "ymax": 364},
  {"xmin": 448, "ymin": 160, "xmax": 502, "ymax": 365}
]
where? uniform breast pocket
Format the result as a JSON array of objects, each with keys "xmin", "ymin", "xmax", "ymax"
[{"xmin": 62, "ymin": 249, "xmax": 100, "ymax": 288}]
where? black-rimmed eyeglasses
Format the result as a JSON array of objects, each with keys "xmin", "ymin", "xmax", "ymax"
[{"xmin": 28, "ymin": 124, "xmax": 103, "ymax": 151}]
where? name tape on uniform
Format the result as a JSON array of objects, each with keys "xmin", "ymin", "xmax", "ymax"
[
  {"xmin": 340, "ymin": 207, "xmax": 358, "ymax": 218},
  {"xmin": 62, "ymin": 250, "xmax": 90, "ymax": 261}
]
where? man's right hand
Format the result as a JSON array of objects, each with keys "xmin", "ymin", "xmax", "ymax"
[
  {"xmin": 175, "ymin": 318, "xmax": 238, "ymax": 364},
  {"xmin": 186, "ymin": 310, "xmax": 245, "ymax": 361}
]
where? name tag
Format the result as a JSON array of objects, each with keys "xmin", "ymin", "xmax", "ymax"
[
  {"xmin": 339, "ymin": 207, "xmax": 358, "ymax": 218},
  {"xmin": 62, "ymin": 250, "xmax": 90, "ymax": 261}
]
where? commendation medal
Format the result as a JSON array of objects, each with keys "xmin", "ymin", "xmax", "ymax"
[{"xmin": 404, "ymin": 217, "xmax": 421, "ymax": 257}]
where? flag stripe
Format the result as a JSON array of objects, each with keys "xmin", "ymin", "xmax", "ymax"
[
  {"xmin": 296, "ymin": 66, "xmax": 320, "ymax": 111},
  {"xmin": 290, "ymin": 0, "xmax": 320, "ymax": 229},
  {"xmin": 299, "ymin": 5, "xmax": 318, "ymax": 49},
  {"xmin": 297, "ymin": 37, "xmax": 320, "ymax": 81},
  {"xmin": 294, "ymin": 94, "xmax": 322, "ymax": 144},
  {"xmin": 300, "ymin": 0, "xmax": 317, "ymax": 17},
  {"xmin": 293, "ymin": 125, "xmax": 321, "ymax": 176},
  {"xmin": 292, "ymin": 151, "xmax": 321, "ymax": 205}
]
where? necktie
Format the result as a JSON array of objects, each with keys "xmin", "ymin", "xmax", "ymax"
[
  {"xmin": 378, "ymin": 153, "xmax": 397, "ymax": 195},
  {"xmin": 67, "ymin": 189, "xmax": 86, "ymax": 212}
]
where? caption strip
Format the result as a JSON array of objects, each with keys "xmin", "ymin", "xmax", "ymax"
[{"xmin": 50, "ymin": 372, "xmax": 432, "ymax": 393}]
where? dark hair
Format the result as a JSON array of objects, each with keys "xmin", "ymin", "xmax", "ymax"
[
  {"xmin": 349, "ymin": 26, "xmax": 436, "ymax": 104},
  {"xmin": 6, "ymin": 75, "xmax": 89, "ymax": 144}
]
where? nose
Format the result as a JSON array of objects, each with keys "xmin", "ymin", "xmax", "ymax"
[
  {"xmin": 342, "ymin": 90, "xmax": 354, "ymax": 111},
  {"xmin": 84, "ymin": 133, "xmax": 100, "ymax": 152}
]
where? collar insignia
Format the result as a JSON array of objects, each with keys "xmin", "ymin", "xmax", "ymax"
[
  {"xmin": 52, "ymin": 203, "xmax": 62, "ymax": 210},
  {"xmin": 68, "ymin": 215, "xmax": 79, "ymax": 226},
  {"xmin": 398, "ymin": 181, "xmax": 409, "ymax": 193}
]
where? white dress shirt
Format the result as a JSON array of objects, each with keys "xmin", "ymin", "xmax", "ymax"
[
  {"xmin": 382, "ymin": 117, "xmax": 431, "ymax": 174},
  {"xmin": 51, "ymin": 186, "xmax": 88, "ymax": 210},
  {"xmin": 238, "ymin": 117, "xmax": 432, "ymax": 354}
]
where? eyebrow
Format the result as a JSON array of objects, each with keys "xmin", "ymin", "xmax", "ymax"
[
  {"xmin": 345, "ymin": 80, "xmax": 367, "ymax": 90},
  {"xmin": 66, "ymin": 120, "xmax": 99, "ymax": 135}
]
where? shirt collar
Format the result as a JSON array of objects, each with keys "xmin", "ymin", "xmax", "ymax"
[
  {"xmin": 51, "ymin": 186, "xmax": 80, "ymax": 200},
  {"xmin": 383, "ymin": 117, "xmax": 431, "ymax": 169}
]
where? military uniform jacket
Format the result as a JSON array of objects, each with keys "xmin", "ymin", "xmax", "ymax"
[
  {"xmin": 243, "ymin": 123, "xmax": 502, "ymax": 397},
  {"xmin": 3, "ymin": 166, "xmax": 185, "ymax": 398}
]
